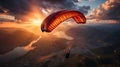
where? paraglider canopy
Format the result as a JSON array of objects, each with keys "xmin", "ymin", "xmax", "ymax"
[{"xmin": 41, "ymin": 10, "xmax": 86, "ymax": 32}]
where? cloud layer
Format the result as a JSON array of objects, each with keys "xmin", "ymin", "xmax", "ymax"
[
  {"xmin": 0, "ymin": 0, "xmax": 90, "ymax": 21},
  {"xmin": 38, "ymin": 0, "xmax": 90, "ymax": 14},
  {"xmin": 89, "ymin": 0, "xmax": 120, "ymax": 21}
]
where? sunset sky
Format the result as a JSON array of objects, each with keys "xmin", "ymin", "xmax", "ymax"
[{"xmin": 0, "ymin": 0, "xmax": 120, "ymax": 24}]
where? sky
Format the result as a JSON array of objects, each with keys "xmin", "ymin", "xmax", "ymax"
[
  {"xmin": 0, "ymin": 0, "xmax": 120, "ymax": 23},
  {"xmin": 76, "ymin": 0, "xmax": 106, "ymax": 9}
]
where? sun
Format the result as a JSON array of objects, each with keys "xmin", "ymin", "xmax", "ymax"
[
  {"xmin": 31, "ymin": 18, "xmax": 41, "ymax": 24},
  {"xmin": 29, "ymin": 15, "xmax": 43, "ymax": 25},
  {"xmin": 24, "ymin": 5, "xmax": 45, "ymax": 25}
]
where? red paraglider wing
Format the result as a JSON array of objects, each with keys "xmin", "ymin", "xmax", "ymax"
[{"xmin": 41, "ymin": 10, "xmax": 86, "ymax": 32}]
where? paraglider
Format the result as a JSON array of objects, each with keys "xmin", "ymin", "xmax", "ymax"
[
  {"xmin": 41, "ymin": 10, "xmax": 86, "ymax": 60},
  {"xmin": 41, "ymin": 10, "xmax": 86, "ymax": 32}
]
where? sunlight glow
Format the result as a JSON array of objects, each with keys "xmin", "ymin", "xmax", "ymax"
[
  {"xmin": 23, "ymin": 5, "xmax": 45, "ymax": 26},
  {"xmin": 28, "ymin": 14, "xmax": 43, "ymax": 25}
]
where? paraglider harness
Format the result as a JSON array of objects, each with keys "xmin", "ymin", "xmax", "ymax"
[{"xmin": 65, "ymin": 48, "xmax": 71, "ymax": 59}]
